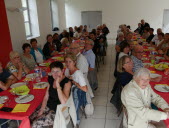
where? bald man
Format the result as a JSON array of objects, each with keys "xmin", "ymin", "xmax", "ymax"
[
  {"xmin": 131, "ymin": 45, "xmax": 161, "ymax": 82},
  {"xmin": 69, "ymin": 43, "xmax": 94, "ymax": 97}
]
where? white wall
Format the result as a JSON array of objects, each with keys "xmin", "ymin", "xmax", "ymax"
[
  {"xmin": 65, "ymin": 0, "xmax": 169, "ymax": 39},
  {"xmin": 5, "ymin": 0, "xmax": 169, "ymax": 52},
  {"xmin": 5, "ymin": 0, "xmax": 53, "ymax": 53},
  {"xmin": 5, "ymin": 0, "xmax": 26, "ymax": 52}
]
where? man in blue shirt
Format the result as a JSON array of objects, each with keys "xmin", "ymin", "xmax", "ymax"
[{"xmin": 83, "ymin": 39, "xmax": 98, "ymax": 90}]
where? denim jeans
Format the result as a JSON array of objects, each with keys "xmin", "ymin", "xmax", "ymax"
[{"xmin": 72, "ymin": 87, "xmax": 87, "ymax": 124}]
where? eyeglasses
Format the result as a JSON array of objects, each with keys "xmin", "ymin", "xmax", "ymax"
[
  {"xmin": 124, "ymin": 60, "xmax": 132, "ymax": 64},
  {"xmin": 14, "ymin": 56, "xmax": 20, "ymax": 59}
]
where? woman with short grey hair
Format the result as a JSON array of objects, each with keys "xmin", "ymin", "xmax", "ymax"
[
  {"xmin": 133, "ymin": 68, "xmax": 150, "ymax": 80},
  {"xmin": 121, "ymin": 68, "xmax": 169, "ymax": 128}
]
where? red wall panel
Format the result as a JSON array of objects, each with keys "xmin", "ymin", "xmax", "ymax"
[{"xmin": 0, "ymin": 0, "xmax": 13, "ymax": 67}]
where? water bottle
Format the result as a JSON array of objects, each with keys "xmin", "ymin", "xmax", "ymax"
[
  {"xmin": 34, "ymin": 65, "xmax": 40, "ymax": 74},
  {"xmin": 34, "ymin": 65, "xmax": 41, "ymax": 82},
  {"xmin": 41, "ymin": 69, "xmax": 46, "ymax": 77}
]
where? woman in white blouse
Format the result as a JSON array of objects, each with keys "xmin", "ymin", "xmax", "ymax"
[
  {"xmin": 64, "ymin": 53, "xmax": 87, "ymax": 92},
  {"xmin": 64, "ymin": 53, "xmax": 88, "ymax": 125}
]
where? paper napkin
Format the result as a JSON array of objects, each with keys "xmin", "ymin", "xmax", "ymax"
[
  {"xmin": 0, "ymin": 104, "xmax": 4, "ymax": 108},
  {"xmin": 12, "ymin": 104, "xmax": 30, "ymax": 113},
  {"xmin": 150, "ymin": 71, "xmax": 156, "ymax": 73}
]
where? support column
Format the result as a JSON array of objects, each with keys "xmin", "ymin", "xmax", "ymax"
[{"xmin": 0, "ymin": 0, "xmax": 13, "ymax": 66}]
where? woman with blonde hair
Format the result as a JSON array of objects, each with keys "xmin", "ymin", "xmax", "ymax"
[
  {"xmin": 111, "ymin": 55, "xmax": 134, "ymax": 115},
  {"xmin": 64, "ymin": 52, "xmax": 88, "ymax": 125},
  {"xmin": 64, "ymin": 53, "xmax": 87, "ymax": 92},
  {"xmin": 117, "ymin": 55, "xmax": 133, "ymax": 86},
  {"xmin": 6, "ymin": 51, "xmax": 30, "ymax": 80},
  {"xmin": 112, "ymin": 55, "xmax": 133, "ymax": 94}
]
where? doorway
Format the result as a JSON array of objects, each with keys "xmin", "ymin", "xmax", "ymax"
[
  {"xmin": 81, "ymin": 11, "xmax": 102, "ymax": 31},
  {"xmin": 162, "ymin": 9, "xmax": 169, "ymax": 33}
]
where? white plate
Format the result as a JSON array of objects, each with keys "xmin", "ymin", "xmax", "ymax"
[
  {"xmin": 58, "ymin": 52, "xmax": 64, "ymax": 54},
  {"xmin": 154, "ymin": 85, "xmax": 169, "ymax": 92},
  {"xmin": 51, "ymin": 57, "xmax": 57, "ymax": 60},
  {"xmin": 39, "ymin": 63, "xmax": 46, "ymax": 66},
  {"xmin": 34, "ymin": 82, "xmax": 48, "ymax": 89},
  {"xmin": 15, "ymin": 94, "xmax": 34, "ymax": 103},
  {"xmin": 10, "ymin": 82, "xmax": 27, "ymax": 88},
  {"xmin": 51, "ymin": 57, "xmax": 64, "ymax": 61},
  {"xmin": 26, "ymin": 73, "xmax": 38, "ymax": 79},
  {"xmin": 150, "ymin": 73, "xmax": 162, "ymax": 78},
  {"xmin": 159, "ymin": 62, "xmax": 169, "ymax": 65},
  {"xmin": 143, "ymin": 63, "xmax": 153, "ymax": 66},
  {"xmin": 0, "ymin": 96, "xmax": 9, "ymax": 104},
  {"xmin": 156, "ymin": 56, "xmax": 164, "ymax": 60}
]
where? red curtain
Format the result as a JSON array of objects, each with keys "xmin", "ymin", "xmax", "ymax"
[{"xmin": 0, "ymin": 0, "xmax": 13, "ymax": 67}]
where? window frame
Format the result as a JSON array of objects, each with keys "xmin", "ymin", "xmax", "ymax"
[{"xmin": 22, "ymin": 0, "xmax": 32, "ymax": 38}]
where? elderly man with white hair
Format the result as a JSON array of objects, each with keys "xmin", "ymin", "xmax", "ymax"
[
  {"xmin": 83, "ymin": 39, "xmax": 98, "ymax": 90},
  {"xmin": 69, "ymin": 43, "xmax": 94, "ymax": 97},
  {"xmin": 121, "ymin": 68, "xmax": 169, "ymax": 128}
]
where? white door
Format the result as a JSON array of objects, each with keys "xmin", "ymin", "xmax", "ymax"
[
  {"xmin": 81, "ymin": 11, "xmax": 102, "ymax": 31},
  {"xmin": 163, "ymin": 9, "xmax": 169, "ymax": 33}
]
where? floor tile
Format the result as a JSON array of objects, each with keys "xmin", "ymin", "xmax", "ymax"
[
  {"xmin": 92, "ymin": 96, "xmax": 108, "ymax": 106},
  {"xmin": 79, "ymin": 118, "xmax": 105, "ymax": 128},
  {"xmin": 94, "ymin": 87, "xmax": 108, "ymax": 96},
  {"xmin": 91, "ymin": 106, "xmax": 107, "ymax": 119},
  {"xmin": 106, "ymin": 95, "xmax": 114, "ymax": 107},
  {"xmin": 106, "ymin": 106, "xmax": 122, "ymax": 120},
  {"xmin": 105, "ymin": 119, "xmax": 121, "ymax": 128}
]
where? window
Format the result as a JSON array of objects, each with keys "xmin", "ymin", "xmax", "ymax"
[
  {"xmin": 50, "ymin": 0, "xmax": 59, "ymax": 31},
  {"xmin": 21, "ymin": 0, "xmax": 32, "ymax": 37}
]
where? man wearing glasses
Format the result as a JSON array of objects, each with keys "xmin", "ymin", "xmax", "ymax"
[
  {"xmin": 131, "ymin": 45, "xmax": 144, "ymax": 72},
  {"xmin": 131, "ymin": 45, "xmax": 161, "ymax": 82}
]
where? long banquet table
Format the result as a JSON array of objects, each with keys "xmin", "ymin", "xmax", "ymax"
[
  {"xmin": 0, "ymin": 77, "xmax": 47, "ymax": 128},
  {"xmin": 143, "ymin": 47, "xmax": 169, "ymax": 127},
  {"xmin": 0, "ymin": 53, "xmax": 66, "ymax": 128},
  {"xmin": 132, "ymin": 33, "xmax": 169, "ymax": 127},
  {"xmin": 0, "ymin": 44, "xmax": 84, "ymax": 128}
]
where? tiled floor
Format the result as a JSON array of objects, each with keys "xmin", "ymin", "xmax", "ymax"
[{"xmin": 79, "ymin": 40, "xmax": 122, "ymax": 128}]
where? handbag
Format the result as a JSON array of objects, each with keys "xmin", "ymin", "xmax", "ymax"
[{"xmin": 85, "ymin": 92, "xmax": 94, "ymax": 116}]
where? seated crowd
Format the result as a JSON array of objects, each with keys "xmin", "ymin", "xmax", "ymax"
[
  {"xmin": 112, "ymin": 19, "xmax": 169, "ymax": 128},
  {"xmin": 0, "ymin": 24, "xmax": 109, "ymax": 127}
]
